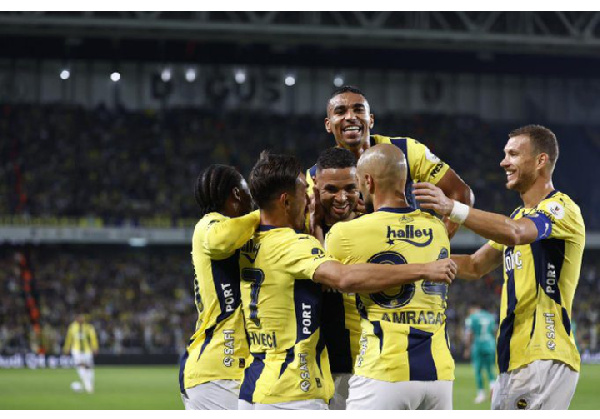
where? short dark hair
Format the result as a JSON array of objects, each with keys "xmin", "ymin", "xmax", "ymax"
[
  {"xmin": 330, "ymin": 85, "xmax": 367, "ymax": 100},
  {"xmin": 316, "ymin": 147, "xmax": 357, "ymax": 172},
  {"xmin": 249, "ymin": 150, "xmax": 302, "ymax": 209},
  {"xmin": 195, "ymin": 164, "xmax": 242, "ymax": 217},
  {"xmin": 509, "ymin": 124, "xmax": 559, "ymax": 167}
]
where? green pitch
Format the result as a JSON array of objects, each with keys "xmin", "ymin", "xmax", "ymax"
[{"xmin": 0, "ymin": 364, "xmax": 598, "ymax": 409}]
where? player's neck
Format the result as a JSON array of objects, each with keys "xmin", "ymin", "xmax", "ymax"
[
  {"xmin": 259, "ymin": 210, "xmax": 295, "ymax": 230},
  {"xmin": 373, "ymin": 191, "xmax": 410, "ymax": 211},
  {"xmin": 520, "ymin": 177, "xmax": 555, "ymax": 208}
]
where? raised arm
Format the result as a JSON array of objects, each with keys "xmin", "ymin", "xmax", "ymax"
[
  {"xmin": 452, "ymin": 244, "xmax": 503, "ymax": 280},
  {"xmin": 414, "ymin": 182, "xmax": 543, "ymax": 246},
  {"xmin": 203, "ymin": 210, "xmax": 260, "ymax": 257},
  {"xmin": 434, "ymin": 169, "xmax": 474, "ymax": 239},
  {"xmin": 313, "ymin": 258, "xmax": 456, "ymax": 293}
]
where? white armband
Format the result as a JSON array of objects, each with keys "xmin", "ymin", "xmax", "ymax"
[{"xmin": 449, "ymin": 201, "xmax": 470, "ymax": 224}]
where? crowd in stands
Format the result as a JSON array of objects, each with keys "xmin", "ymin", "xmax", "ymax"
[
  {"xmin": 1, "ymin": 245, "xmax": 599, "ymax": 359},
  {"xmin": 1, "ymin": 104, "xmax": 598, "ymax": 227}
]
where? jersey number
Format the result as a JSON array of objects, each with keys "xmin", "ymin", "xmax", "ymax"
[
  {"xmin": 241, "ymin": 268, "xmax": 265, "ymax": 327},
  {"xmin": 367, "ymin": 251, "xmax": 447, "ymax": 309}
]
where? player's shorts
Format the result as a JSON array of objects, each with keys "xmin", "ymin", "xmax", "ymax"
[
  {"xmin": 347, "ymin": 375, "xmax": 453, "ymax": 410},
  {"xmin": 329, "ymin": 373, "xmax": 352, "ymax": 410},
  {"xmin": 238, "ymin": 399, "xmax": 328, "ymax": 410},
  {"xmin": 71, "ymin": 351, "xmax": 93, "ymax": 367},
  {"xmin": 491, "ymin": 359, "xmax": 579, "ymax": 410},
  {"xmin": 181, "ymin": 379, "xmax": 240, "ymax": 410}
]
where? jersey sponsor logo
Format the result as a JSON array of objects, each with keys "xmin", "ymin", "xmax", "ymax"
[
  {"xmin": 430, "ymin": 162, "xmax": 444, "ymax": 179},
  {"xmin": 301, "ymin": 303, "xmax": 314, "ymax": 335},
  {"xmin": 547, "ymin": 202, "xmax": 565, "ymax": 220},
  {"xmin": 504, "ymin": 249, "xmax": 523, "ymax": 272},
  {"xmin": 221, "ymin": 283, "xmax": 236, "ymax": 313},
  {"xmin": 298, "ymin": 353, "xmax": 311, "ymax": 392},
  {"xmin": 241, "ymin": 240, "xmax": 260, "ymax": 263},
  {"xmin": 544, "ymin": 313, "xmax": 556, "ymax": 350},
  {"xmin": 545, "ymin": 263, "xmax": 558, "ymax": 296},
  {"xmin": 380, "ymin": 310, "xmax": 444, "ymax": 325},
  {"xmin": 386, "ymin": 225, "xmax": 433, "ymax": 247},
  {"xmin": 247, "ymin": 331, "xmax": 278, "ymax": 349},
  {"xmin": 223, "ymin": 329, "xmax": 235, "ymax": 367},
  {"xmin": 425, "ymin": 147, "xmax": 441, "ymax": 163}
]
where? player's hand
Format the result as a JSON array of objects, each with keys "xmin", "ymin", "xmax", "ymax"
[
  {"xmin": 423, "ymin": 259, "xmax": 457, "ymax": 284},
  {"xmin": 413, "ymin": 182, "xmax": 454, "ymax": 216},
  {"xmin": 309, "ymin": 186, "xmax": 325, "ymax": 235},
  {"xmin": 355, "ymin": 197, "xmax": 367, "ymax": 214}
]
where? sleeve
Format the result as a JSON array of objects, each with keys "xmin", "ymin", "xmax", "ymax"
[
  {"xmin": 527, "ymin": 197, "xmax": 578, "ymax": 241},
  {"xmin": 324, "ymin": 223, "xmax": 351, "ymax": 264},
  {"xmin": 306, "ymin": 166, "xmax": 317, "ymax": 196},
  {"xmin": 89, "ymin": 325, "xmax": 99, "ymax": 351},
  {"xmin": 406, "ymin": 138, "xmax": 450, "ymax": 185},
  {"xmin": 284, "ymin": 234, "xmax": 336, "ymax": 280},
  {"xmin": 63, "ymin": 325, "xmax": 72, "ymax": 352},
  {"xmin": 199, "ymin": 211, "xmax": 260, "ymax": 259},
  {"xmin": 487, "ymin": 240, "xmax": 504, "ymax": 252}
]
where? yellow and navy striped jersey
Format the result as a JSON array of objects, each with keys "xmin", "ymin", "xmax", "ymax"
[
  {"xmin": 64, "ymin": 322, "xmax": 98, "ymax": 354},
  {"xmin": 180, "ymin": 210, "xmax": 259, "ymax": 392},
  {"xmin": 307, "ymin": 135, "xmax": 450, "ymax": 373},
  {"xmin": 325, "ymin": 207, "xmax": 454, "ymax": 382},
  {"xmin": 489, "ymin": 190, "xmax": 585, "ymax": 373},
  {"xmin": 238, "ymin": 225, "xmax": 336, "ymax": 404}
]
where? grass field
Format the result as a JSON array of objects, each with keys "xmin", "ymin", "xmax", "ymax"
[{"xmin": 0, "ymin": 363, "xmax": 598, "ymax": 409}]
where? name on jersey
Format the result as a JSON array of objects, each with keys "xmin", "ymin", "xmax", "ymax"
[
  {"xmin": 386, "ymin": 225, "xmax": 433, "ymax": 247},
  {"xmin": 247, "ymin": 331, "xmax": 278, "ymax": 349},
  {"xmin": 380, "ymin": 310, "xmax": 444, "ymax": 325}
]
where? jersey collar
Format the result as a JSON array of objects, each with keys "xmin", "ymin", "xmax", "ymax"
[
  {"xmin": 377, "ymin": 206, "xmax": 414, "ymax": 214},
  {"xmin": 258, "ymin": 224, "xmax": 304, "ymax": 234}
]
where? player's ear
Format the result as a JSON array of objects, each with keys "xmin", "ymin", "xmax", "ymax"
[
  {"xmin": 537, "ymin": 153, "xmax": 549, "ymax": 170},
  {"xmin": 324, "ymin": 117, "xmax": 332, "ymax": 133},
  {"xmin": 369, "ymin": 113, "xmax": 375, "ymax": 129},
  {"xmin": 279, "ymin": 192, "xmax": 290, "ymax": 211},
  {"xmin": 232, "ymin": 186, "xmax": 241, "ymax": 202}
]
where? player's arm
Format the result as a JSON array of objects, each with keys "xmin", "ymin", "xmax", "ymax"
[
  {"xmin": 408, "ymin": 139, "xmax": 473, "ymax": 239},
  {"xmin": 414, "ymin": 182, "xmax": 547, "ymax": 246},
  {"xmin": 63, "ymin": 326, "xmax": 72, "ymax": 354},
  {"xmin": 435, "ymin": 169, "xmax": 474, "ymax": 239},
  {"xmin": 451, "ymin": 244, "xmax": 503, "ymax": 280},
  {"xmin": 313, "ymin": 259, "xmax": 456, "ymax": 293},
  {"xmin": 202, "ymin": 210, "xmax": 260, "ymax": 257},
  {"xmin": 90, "ymin": 326, "xmax": 99, "ymax": 354}
]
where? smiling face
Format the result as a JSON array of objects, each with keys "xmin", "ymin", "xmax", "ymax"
[
  {"xmin": 500, "ymin": 135, "xmax": 538, "ymax": 192},
  {"xmin": 316, "ymin": 167, "xmax": 359, "ymax": 224},
  {"xmin": 325, "ymin": 92, "xmax": 374, "ymax": 151}
]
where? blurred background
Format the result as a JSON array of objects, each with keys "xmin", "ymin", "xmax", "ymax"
[{"xmin": 1, "ymin": 11, "xmax": 599, "ymax": 367}]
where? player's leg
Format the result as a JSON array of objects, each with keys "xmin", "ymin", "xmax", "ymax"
[
  {"xmin": 472, "ymin": 348, "xmax": 486, "ymax": 403},
  {"xmin": 71, "ymin": 351, "xmax": 86, "ymax": 389},
  {"xmin": 482, "ymin": 350, "xmax": 496, "ymax": 395},
  {"xmin": 491, "ymin": 360, "xmax": 579, "ymax": 410},
  {"xmin": 420, "ymin": 380, "xmax": 453, "ymax": 410},
  {"xmin": 183, "ymin": 380, "xmax": 240, "ymax": 410},
  {"xmin": 253, "ymin": 399, "xmax": 328, "ymax": 410},
  {"xmin": 346, "ymin": 375, "xmax": 421, "ymax": 410},
  {"xmin": 329, "ymin": 373, "xmax": 351, "ymax": 410},
  {"xmin": 83, "ymin": 353, "xmax": 94, "ymax": 393}
]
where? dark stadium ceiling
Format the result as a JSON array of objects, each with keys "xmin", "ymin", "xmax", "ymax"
[{"xmin": 1, "ymin": 11, "xmax": 600, "ymax": 77}]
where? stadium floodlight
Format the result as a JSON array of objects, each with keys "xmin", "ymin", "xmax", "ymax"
[
  {"xmin": 60, "ymin": 69, "xmax": 70, "ymax": 80},
  {"xmin": 161, "ymin": 68, "xmax": 172, "ymax": 83},
  {"xmin": 185, "ymin": 68, "xmax": 196, "ymax": 83},
  {"xmin": 234, "ymin": 69, "xmax": 246, "ymax": 85},
  {"xmin": 334, "ymin": 75, "xmax": 344, "ymax": 87},
  {"xmin": 284, "ymin": 75, "xmax": 296, "ymax": 87},
  {"xmin": 110, "ymin": 72, "xmax": 121, "ymax": 82}
]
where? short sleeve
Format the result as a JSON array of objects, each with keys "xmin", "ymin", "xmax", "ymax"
[
  {"xmin": 532, "ymin": 198, "xmax": 574, "ymax": 240},
  {"xmin": 407, "ymin": 138, "xmax": 450, "ymax": 185},
  {"xmin": 324, "ymin": 223, "xmax": 353, "ymax": 264},
  {"xmin": 285, "ymin": 234, "xmax": 336, "ymax": 280},
  {"xmin": 487, "ymin": 240, "xmax": 504, "ymax": 252}
]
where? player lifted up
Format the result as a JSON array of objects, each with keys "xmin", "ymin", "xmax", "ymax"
[
  {"xmin": 414, "ymin": 125, "xmax": 585, "ymax": 410},
  {"xmin": 179, "ymin": 164, "xmax": 259, "ymax": 410},
  {"xmin": 326, "ymin": 144, "xmax": 455, "ymax": 409},
  {"xmin": 238, "ymin": 151, "xmax": 456, "ymax": 410},
  {"xmin": 308, "ymin": 85, "xmax": 472, "ymax": 237}
]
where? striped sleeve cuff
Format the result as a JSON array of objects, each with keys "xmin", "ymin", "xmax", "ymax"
[{"xmin": 524, "ymin": 212, "xmax": 552, "ymax": 241}]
